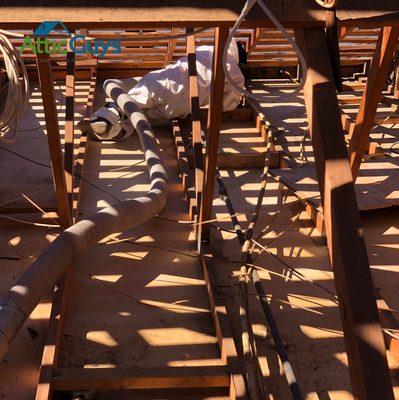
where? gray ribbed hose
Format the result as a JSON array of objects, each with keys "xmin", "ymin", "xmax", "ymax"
[{"xmin": 0, "ymin": 80, "xmax": 169, "ymax": 358}]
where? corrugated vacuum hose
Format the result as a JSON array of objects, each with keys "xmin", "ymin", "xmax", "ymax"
[{"xmin": 0, "ymin": 81, "xmax": 169, "ymax": 358}]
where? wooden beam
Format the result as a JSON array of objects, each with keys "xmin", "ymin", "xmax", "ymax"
[
  {"xmin": 295, "ymin": 27, "xmax": 394, "ymax": 400},
  {"xmin": 35, "ymin": 49, "xmax": 82, "ymax": 400},
  {"xmin": 73, "ymin": 64, "xmax": 97, "ymax": 222},
  {"xmin": 36, "ymin": 51, "xmax": 72, "ymax": 228},
  {"xmin": 325, "ymin": 10, "xmax": 342, "ymax": 92},
  {"xmin": 36, "ymin": 62, "xmax": 98, "ymax": 400},
  {"xmin": 201, "ymin": 250, "xmax": 248, "ymax": 400},
  {"xmin": 64, "ymin": 51, "xmax": 75, "ymax": 216},
  {"xmin": 164, "ymin": 27, "xmax": 179, "ymax": 66},
  {"xmin": 394, "ymin": 63, "xmax": 399, "ymax": 99},
  {"xmin": 349, "ymin": 26, "xmax": 399, "ymax": 179},
  {"xmin": 248, "ymin": 28, "xmax": 263, "ymax": 55},
  {"xmin": 172, "ymin": 120, "xmax": 196, "ymax": 219},
  {"xmin": 186, "ymin": 28, "xmax": 205, "ymax": 236},
  {"xmin": 35, "ymin": 273, "xmax": 73, "ymax": 400},
  {"xmin": 199, "ymin": 27, "xmax": 229, "ymax": 246},
  {"xmin": 52, "ymin": 365, "xmax": 229, "ymax": 391},
  {"xmin": 171, "ymin": 124, "xmax": 247, "ymax": 399}
]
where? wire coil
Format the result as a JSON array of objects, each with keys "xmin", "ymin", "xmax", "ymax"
[{"xmin": 0, "ymin": 29, "xmax": 30, "ymax": 143}]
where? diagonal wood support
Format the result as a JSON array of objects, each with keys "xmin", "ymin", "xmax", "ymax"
[
  {"xmin": 348, "ymin": 26, "xmax": 399, "ymax": 179},
  {"xmin": 295, "ymin": 27, "xmax": 394, "ymax": 400},
  {"xmin": 36, "ymin": 51, "xmax": 72, "ymax": 228}
]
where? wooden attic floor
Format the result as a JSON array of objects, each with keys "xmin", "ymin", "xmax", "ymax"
[
  {"xmin": 0, "ymin": 79, "xmax": 399, "ymax": 399},
  {"xmin": 249, "ymin": 79, "xmax": 399, "ymax": 212},
  {"xmin": 0, "ymin": 82, "xmax": 225, "ymax": 399}
]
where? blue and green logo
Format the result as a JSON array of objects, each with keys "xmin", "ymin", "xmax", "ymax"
[{"xmin": 20, "ymin": 21, "xmax": 121, "ymax": 58}]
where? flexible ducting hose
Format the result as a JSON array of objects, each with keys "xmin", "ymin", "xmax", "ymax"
[{"xmin": 0, "ymin": 80, "xmax": 168, "ymax": 358}]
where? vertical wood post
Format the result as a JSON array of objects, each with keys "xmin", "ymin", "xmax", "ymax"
[
  {"xmin": 36, "ymin": 51, "xmax": 72, "ymax": 228},
  {"xmin": 394, "ymin": 63, "xmax": 399, "ymax": 100},
  {"xmin": 64, "ymin": 51, "xmax": 75, "ymax": 216},
  {"xmin": 186, "ymin": 28, "xmax": 204, "ymax": 237},
  {"xmin": 295, "ymin": 27, "xmax": 394, "ymax": 400},
  {"xmin": 35, "ymin": 47, "xmax": 74, "ymax": 400},
  {"xmin": 198, "ymin": 27, "xmax": 229, "ymax": 247},
  {"xmin": 165, "ymin": 27, "xmax": 179, "ymax": 66}
]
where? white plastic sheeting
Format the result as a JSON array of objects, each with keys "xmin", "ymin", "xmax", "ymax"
[{"xmin": 93, "ymin": 39, "xmax": 244, "ymax": 138}]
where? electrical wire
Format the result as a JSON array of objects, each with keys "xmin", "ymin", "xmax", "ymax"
[
  {"xmin": 390, "ymin": 138, "xmax": 399, "ymax": 155},
  {"xmin": 0, "ymin": 214, "xmax": 60, "ymax": 227},
  {"xmin": 222, "ymin": 0, "xmax": 308, "ymax": 101},
  {"xmin": 215, "ymin": 162, "xmax": 304, "ymax": 399}
]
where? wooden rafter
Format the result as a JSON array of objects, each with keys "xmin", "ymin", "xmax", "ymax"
[
  {"xmin": 36, "ymin": 51, "xmax": 72, "ymax": 228},
  {"xmin": 295, "ymin": 27, "xmax": 394, "ymax": 400},
  {"xmin": 64, "ymin": 51, "xmax": 76, "ymax": 216},
  {"xmin": 349, "ymin": 26, "xmax": 399, "ymax": 179},
  {"xmin": 186, "ymin": 28, "xmax": 205, "ymax": 235},
  {"xmin": 247, "ymin": 28, "xmax": 263, "ymax": 55},
  {"xmin": 73, "ymin": 62, "xmax": 98, "ymax": 222},
  {"xmin": 165, "ymin": 27, "xmax": 179, "ymax": 66},
  {"xmin": 35, "ymin": 60, "xmax": 97, "ymax": 400}
]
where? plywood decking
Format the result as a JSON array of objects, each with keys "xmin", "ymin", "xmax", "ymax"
[
  {"xmin": 249, "ymin": 79, "xmax": 399, "ymax": 214},
  {"xmin": 271, "ymin": 158, "xmax": 399, "ymax": 212},
  {"xmin": 0, "ymin": 80, "xmax": 92, "ymax": 225}
]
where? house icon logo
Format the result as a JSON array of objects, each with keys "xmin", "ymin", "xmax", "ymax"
[{"xmin": 33, "ymin": 21, "xmax": 71, "ymax": 37}]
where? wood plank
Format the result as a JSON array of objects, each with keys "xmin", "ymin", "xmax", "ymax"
[
  {"xmin": 52, "ymin": 366, "xmax": 229, "ymax": 391},
  {"xmin": 36, "ymin": 51, "xmax": 72, "ymax": 228},
  {"xmin": 35, "ymin": 274, "xmax": 73, "ymax": 400},
  {"xmin": 165, "ymin": 27, "xmax": 179, "ymax": 66},
  {"xmin": 200, "ymin": 250, "xmax": 248, "ymax": 400},
  {"xmin": 172, "ymin": 120, "xmax": 196, "ymax": 220},
  {"xmin": 349, "ymin": 26, "xmax": 399, "ymax": 179},
  {"xmin": 36, "ymin": 54, "xmax": 92, "ymax": 400},
  {"xmin": 326, "ymin": 10, "xmax": 342, "ymax": 92},
  {"xmin": 295, "ymin": 27, "xmax": 394, "ymax": 400},
  {"xmin": 217, "ymin": 152, "xmax": 269, "ymax": 169},
  {"xmin": 187, "ymin": 28, "xmax": 205, "ymax": 236},
  {"xmin": 64, "ymin": 51, "xmax": 76, "ymax": 216},
  {"xmin": 270, "ymin": 158, "xmax": 399, "ymax": 212},
  {"xmin": 73, "ymin": 65, "xmax": 97, "ymax": 222},
  {"xmin": 199, "ymin": 27, "xmax": 229, "ymax": 245},
  {"xmin": 171, "ymin": 120, "xmax": 247, "ymax": 399}
]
